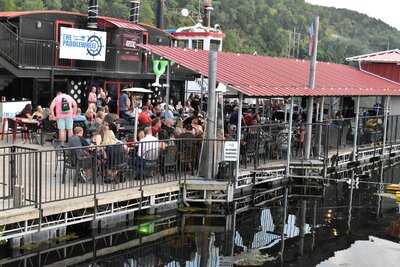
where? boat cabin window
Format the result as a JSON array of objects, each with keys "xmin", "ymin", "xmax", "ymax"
[{"xmin": 192, "ymin": 39, "xmax": 204, "ymax": 50}]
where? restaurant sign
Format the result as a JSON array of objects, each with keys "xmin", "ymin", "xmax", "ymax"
[{"xmin": 60, "ymin": 27, "xmax": 107, "ymax": 61}]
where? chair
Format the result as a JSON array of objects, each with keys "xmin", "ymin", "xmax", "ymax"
[
  {"xmin": 178, "ymin": 140, "xmax": 196, "ymax": 176},
  {"xmin": 1, "ymin": 118, "xmax": 24, "ymax": 143},
  {"xmin": 62, "ymin": 147, "xmax": 93, "ymax": 185},
  {"xmin": 53, "ymin": 140, "xmax": 65, "ymax": 178},
  {"xmin": 62, "ymin": 148, "xmax": 79, "ymax": 185},
  {"xmin": 243, "ymin": 133, "xmax": 257, "ymax": 168},
  {"xmin": 41, "ymin": 119, "xmax": 58, "ymax": 144},
  {"xmin": 23, "ymin": 121, "xmax": 41, "ymax": 144},
  {"xmin": 142, "ymin": 148, "xmax": 160, "ymax": 179},
  {"xmin": 160, "ymin": 146, "xmax": 178, "ymax": 181},
  {"xmin": 103, "ymin": 144, "xmax": 128, "ymax": 183}
]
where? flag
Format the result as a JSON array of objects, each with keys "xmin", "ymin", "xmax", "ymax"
[{"xmin": 308, "ymin": 21, "xmax": 315, "ymax": 57}]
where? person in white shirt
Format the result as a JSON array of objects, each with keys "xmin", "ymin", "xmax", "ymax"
[{"xmin": 137, "ymin": 127, "xmax": 165, "ymax": 160}]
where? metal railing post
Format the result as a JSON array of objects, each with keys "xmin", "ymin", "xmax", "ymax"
[
  {"xmin": 93, "ymin": 147, "xmax": 98, "ymax": 220},
  {"xmin": 38, "ymin": 151, "xmax": 43, "ymax": 231},
  {"xmin": 9, "ymin": 146, "xmax": 16, "ymax": 197},
  {"xmin": 140, "ymin": 144, "xmax": 144, "ymax": 192}
]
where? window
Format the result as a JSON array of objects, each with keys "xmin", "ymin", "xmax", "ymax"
[
  {"xmin": 210, "ymin": 40, "xmax": 221, "ymax": 51},
  {"xmin": 192, "ymin": 39, "xmax": 204, "ymax": 50},
  {"xmin": 177, "ymin": 40, "xmax": 188, "ymax": 48}
]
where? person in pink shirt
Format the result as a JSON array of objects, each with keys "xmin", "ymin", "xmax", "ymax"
[{"xmin": 49, "ymin": 91, "xmax": 78, "ymax": 143}]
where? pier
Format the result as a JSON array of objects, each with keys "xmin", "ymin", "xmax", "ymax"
[{"xmin": 1, "ymin": 110, "xmax": 400, "ymax": 242}]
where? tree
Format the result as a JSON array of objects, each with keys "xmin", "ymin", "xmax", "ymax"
[
  {"xmin": 98, "ymin": 0, "xmax": 129, "ymax": 18},
  {"xmin": 0, "ymin": 0, "xmax": 17, "ymax": 11},
  {"xmin": 17, "ymin": 0, "xmax": 44, "ymax": 10},
  {"xmin": 61, "ymin": 0, "xmax": 86, "ymax": 13},
  {"xmin": 139, "ymin": 0, "xmax": 155, "ymax": 25},
  {"xmin": 44, "ymin": 0, "xmax": 62, "ymax": 10}
]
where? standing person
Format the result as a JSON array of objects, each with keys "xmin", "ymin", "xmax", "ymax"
[
  {"xmin": 88, "ymin": 86, "xmax": 97, "ymax": 111},
  {"xmin": 49, "ymin": 91, "xmax": 77, "ymax": 143},
  {"xmin": 97, "ymin": 87, "xmax": 107, "ymax": 108}
]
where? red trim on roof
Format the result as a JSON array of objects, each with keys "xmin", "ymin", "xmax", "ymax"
[
  {"xmin": 0, "ymin": 10, "xmax": 147, "ymax": 31},
  {"xmin": 347, "ymin": 49, "xmax": 400, "ymax": 63},
  {"xmin": 139, "ymin": 44, "xmax": 400, "ymax": 97},
  {"xmin": 0, "ymin": 10, "xmax": 85, "ymax": 18},
  {"xmin": 98, "ymin": 17, "xmax": 146, "ymax": 31},
  {"xmin": 172, "ymin": 32, "xmax": 225, "ymax": 38}
]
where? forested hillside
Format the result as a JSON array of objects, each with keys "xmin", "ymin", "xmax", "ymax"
[{"xmin": 1, "ymin": 0, "xmax": 399, "ymax": 63}]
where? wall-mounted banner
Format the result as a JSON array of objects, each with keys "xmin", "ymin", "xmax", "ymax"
[{"xmin": 60, "ymin": 27, "xmax": 107, "ymax": 62}]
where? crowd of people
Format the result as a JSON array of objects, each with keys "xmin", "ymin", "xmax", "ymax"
[
  {"xmin": 42, "ymin": 88, "xmax": 207, "ymax": 182},
  {"xmin": 8, "ymin": 87, "xmax": 388, "ymax": 180}
]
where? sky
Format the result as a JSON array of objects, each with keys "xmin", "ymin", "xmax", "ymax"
[{"xmin": 305, "ymin": 0, "xmax": 400, "ymax": 30}]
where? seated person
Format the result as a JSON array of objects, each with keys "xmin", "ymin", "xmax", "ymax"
[
  {"xmin": 159, "ymin": 118, "xmax": 175, "ymax": 140},
  {"xmin": 137, "ymin": 127, "xmax": 165, "ymax": 160},
  {"xmin": 101, "ymin": 129, "xmax": 126, "ymax": 182},
  {"xmin": 192, "ymin": 117, "xmax": 204, "ymax": 137},
  {"xmin": 17, "ymin": 103, "xmax": 33, "ymax": 119},
  {"xmin": 74, "ymin": 108, "xmax": 87, "ymax": 122},
  {"xmin": 151, "ymin": 117, "xmax": 162, "ymax": 137},
  {"xmin": 85, "ymin": 108, "xmax": 96, "ymax": 125},
  {"xmin": 96, "ymin": 111, "xmax": 106, "ymax": 124},
  {"xmin": 104, "ymin": 113, "xmax": 119, "ymax": 134},
  {"xmin": 67, "ymin": 127, "xmax": 93, "ymax": 181},
  {"xmin": 32, "ymin": 105, "xmax": 44, "ymax": 120},
  {"xmin": 138, "ymin": 106, "xmax": 152, "ymax": 126}
]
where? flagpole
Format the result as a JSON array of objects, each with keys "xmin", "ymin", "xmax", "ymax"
[{"xmin": 305, "ymin": 16, "xmax": 319, "ymax": 160}]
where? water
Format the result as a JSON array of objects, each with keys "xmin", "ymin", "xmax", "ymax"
[{"xmin": 0, "ymin": 169, "xmax": 399, "ymax": 266}]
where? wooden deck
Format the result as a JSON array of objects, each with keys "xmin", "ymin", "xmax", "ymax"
[{"xmin": 0, "ymin": 181, "xmax": 180, "ymax": 226}]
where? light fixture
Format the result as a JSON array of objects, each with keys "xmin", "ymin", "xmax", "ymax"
[{"xmin": 36, "ymin": 21, "xmax": 42, "ymax": 29}]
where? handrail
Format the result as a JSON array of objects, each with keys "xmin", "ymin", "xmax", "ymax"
[{"xmin": 0, "ymin": 21, "xmax": 19, "ymax": 65}]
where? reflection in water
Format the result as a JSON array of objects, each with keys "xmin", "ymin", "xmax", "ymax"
[{"xmin": 0, "ymin": 170, "xmax": 399, "ymax": 267}]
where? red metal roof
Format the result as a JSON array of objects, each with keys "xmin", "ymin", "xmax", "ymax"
[
  {"xmin": 0, "ymin": 10, "xmax": 146, "ymax": 31},
  {"xmin": 98, "ymin": 17, "xmax": 146, "ymax": 31},
  {"xmin": 0, "ymin": 10, "xmax": 84, "ymax": 18},
  {"xmin": 139, "ymin": 44, "xmax": 400, "ymax": 97},
  {"xmin": 347, "ymin": 49, "xmax": 400, "ymax": 63}
]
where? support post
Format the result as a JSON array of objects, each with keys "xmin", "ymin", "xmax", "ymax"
[
  {"xmin": 299, "ymin": 200, "xmax": 307, "ymax": 256},
  {"xmin": 305, "ymin": 97, "xmax": 314, "ymax": 159},
  {"xmin": 286, "ymin": 97, "xmax": 294, "ymax": 176},
  {"xmin": 236, "ymin": 93, "xmax": 243, "ymax": 180},
  {"xmin": 317, "ymin": 96, "xmax": 324, "ymax": 157},
  {"xmin": 200, "ymin": 75, "xmax": 204, "ymax": 112},
  {"xmin": 377, "ymin": 96, "xmax": 390, "ymax": 218},
  {"xmin": 305, "ymin": 16, "xmax": 319, "ymax": 160},
  {"xmin": 280, "ymin": 187, "xmax": 288, "ymax": 262},
  {"xmin": 347, "ymin": 95, "xmax": 360, "ymax": 233},
  {"xmin": 165, "ymin": 62, "xmax": 171, "ymax": 112},
  {"xmin": 382, "ymin": 96, "xmax": 390, "ymax": 153},
  {"xmin": 133, "ymin": 107, "xmax": 139, "ymax": 142},
  {"xmin": 206, "ymin": 50, "xmax": 217, "ymax": 179},
  {"xmin": 352, "ymin": 96, "xmax": 361, "ymax": 160}
]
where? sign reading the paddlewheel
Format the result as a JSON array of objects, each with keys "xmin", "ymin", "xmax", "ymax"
[
  {"xmin": 224, "ymin": 141, "xmax": 239, "ymax": 162},
  {"xmin": 60, "ymin": 27, "xmax": 107, "ymax": 62}
]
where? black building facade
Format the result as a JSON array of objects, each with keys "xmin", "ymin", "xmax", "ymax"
[{"xmin": 0, "ymin": 10, "xmax": 189, "ymax": 110}]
